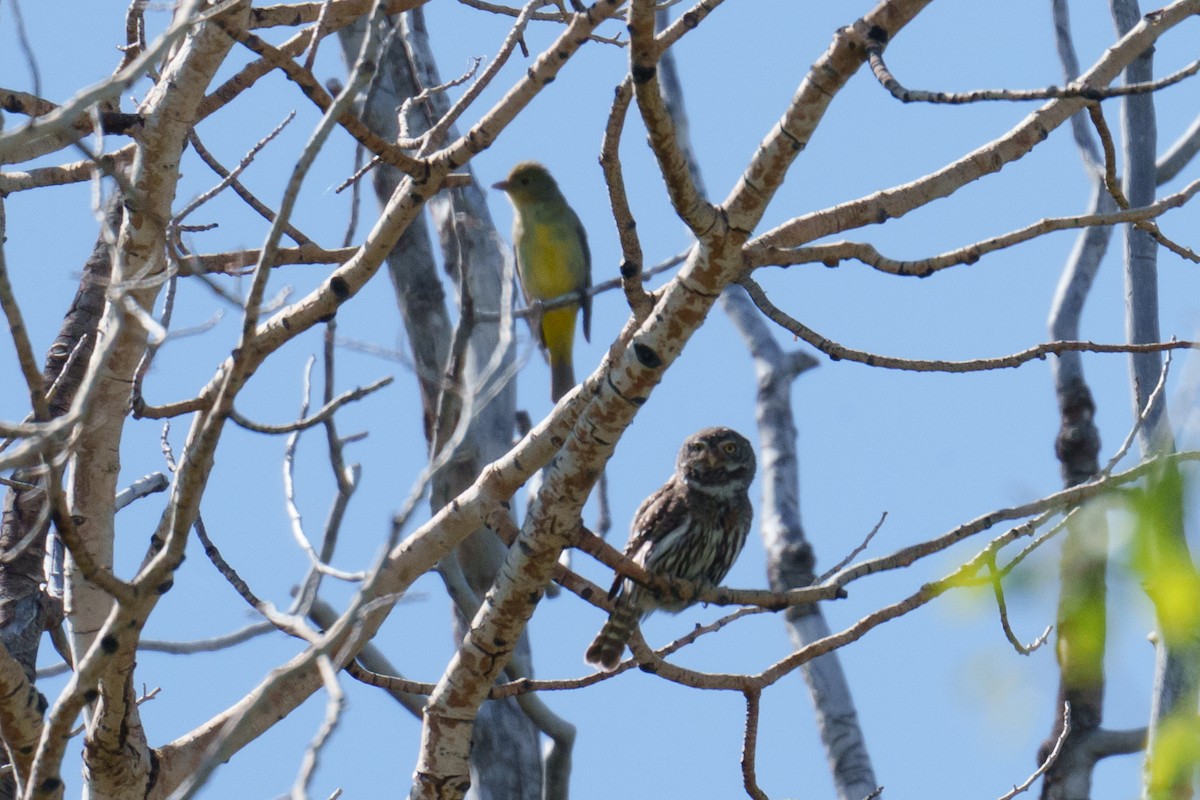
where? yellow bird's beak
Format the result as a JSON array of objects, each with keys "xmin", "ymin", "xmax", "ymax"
[{"xmin": 491, "ymin": 179, "xmax": 510, "ymax": 192}]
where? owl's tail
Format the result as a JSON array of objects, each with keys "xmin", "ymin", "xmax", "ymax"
[{"xmin": 585, "ymin": 602, "xmax": 639, "ymax": 671}]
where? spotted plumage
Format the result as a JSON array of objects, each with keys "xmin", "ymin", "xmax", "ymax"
[{"xmin": 585, "ymin": 427, "xmax": 756, "ymax": 671}]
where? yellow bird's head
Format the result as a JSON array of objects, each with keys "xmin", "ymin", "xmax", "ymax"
[{"xmin": 492, "ymin": 161, "xmax": 564, "ymax": 208}]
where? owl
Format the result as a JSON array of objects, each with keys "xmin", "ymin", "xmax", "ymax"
[{"xmin": 585, "ymin": 427, "xmax": 756, "ymax": 671}]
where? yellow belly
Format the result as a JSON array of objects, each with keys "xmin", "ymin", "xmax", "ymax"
[
  {"xmin": 517, "ymin": 221, "xmax": 587, "ymax": 301},
  {"xmin": 540, "ymin": 305, "xmax": 578, "ymax": 362}
]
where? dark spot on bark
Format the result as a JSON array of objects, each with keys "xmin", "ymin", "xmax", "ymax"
[
  {"xmin": 867, "ymin": 25, "xmax": 888, "ymax": 44},
  {"xmin": 100, "ymin": 635, "xmax": 118, "ymax": 653},
  {"xmin": 39, "ymin": 777, "xmax": 62, "ymax": 792},
  {"xmin": 156, "ymin": 579, "xmax": 173, "ymax": 594},
  {"xmin": 329, "ymin": 275, "xmax": 350, "ymax": 301},
  {"xmin": 84, "ymin": 688, "xmax": 99, "ymax": 703},
  {"xmin": 71, "ymin": 515, "xmax": 86, "ymax": 527},
  {"xmin": 633, "ymin": 343, "xmax": 661, "ymax": 369},
  {"xmin": 631, "ymin": 63, "xmax": 656, "ymax": 84},
  {"xmin": 619, "ymin": 260, "xmax": 639, "ymax": 279},
  {"xmin": 317, "ymin": 310, "xmax": 336, "ymax": 323}
]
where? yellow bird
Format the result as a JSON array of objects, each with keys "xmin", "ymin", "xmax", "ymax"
[{"xmin": 493, "ymin": 162, "xmax": 592, "ymax": 401}]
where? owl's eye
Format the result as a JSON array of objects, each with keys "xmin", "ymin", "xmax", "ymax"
[{"xmin": 721, "ymin": 441, "xmax": 737, "ymax": 455}]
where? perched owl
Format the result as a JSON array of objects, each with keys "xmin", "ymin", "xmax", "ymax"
[{"xmin": 586, "ymin": 427, "xmax": 756, "ymax": 671}]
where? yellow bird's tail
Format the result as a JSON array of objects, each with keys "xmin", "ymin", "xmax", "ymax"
[
  {"xmin": 541, "ymin": 305, "xmax": 579, "ymax": 401},
  {"xmin": 550, "ymin": 357, "xmax": 575, "ymax": 402}
]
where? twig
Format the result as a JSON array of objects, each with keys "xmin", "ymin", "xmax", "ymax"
[
  {"xmin": 455, "ymin": 0, "xmax": 572, "ymax": 22},
  {"xmin": 342, "ymin": 144, "xmax": 364, "ymax": 245},
  {"xmin": 0, "ymin": 0, "xmax": 209, "ymax": 164},
  {"xmin": 221, "ymin": 24, "xmax": 423, "ymax": 176},
  {"xmin": 113, "ymin": 472, "xmax": 169, "ymax": 512},
  {"xmin": 134, "ymin": 396, "xmax": 208, "ymax": 420},
  {"xmin": 159, "ymin": 422, "xmax": 268, "ymax": 611},
  {"xmin": 654, "ymin": 0, "xmax": 726, "ymax": 52},
  {"xmin": 739, "ymin": 275, "xmax": 1199, "ymax": 373},
  {"xmin": 0, "ymin": 497, "xmax": 50, "ymax": 564},
  {"xmin": 302, "ymin": 0, "xmax": 339, "ymax": 71},
  {"xmin": 994, "ymin": 509, "xmax": 1070, "ymax": 580},
  {"xmin": 987, "ymin": 556, "xmax": 1052, "ymax": 656},
  {"xmin": 186, "ymin": 121, "xmax": 313, "ymax": 246},
  {"xmin": 600, "ymin": 77, "xmax": 653, "ymax": 320},
  {"xmin": 740, "ymin": 689, "xmax": 769, "ymax": 800},
  {"xmin": 1157, "ymin": 112, "xmax": 1200, "ymax": 184},
  {"xmin": 475, "ymin": 247, "xmax": 689, "ymax": 324},
  {"xmin": 8, "ymin": 0, "xmax": 43, "ymax": 100},
  {"xmin": 627, "ymin": 0, "xmax": 716, "ymax": 237},
  {"xmin": 572, "ymin": 525, "xmax": 839, "ymax": 610},
  {"xmin": 231, "ymin": 375, "xmax": 392, "ymax": 434},
  {"xmin": 749, "ymin": 174, "xmax": 1200, "ymax": 275},
  {"xmin": 292, "ymin": 320, "xmax": 366, "ymax": 615},
  {"xmin": 118, "ymin": 0, "xmax": 149, "ymax": 72},
  {"xmin": 190, "ymin": 244, "xmax": 358, "ymax": 274},
  {"xmin": 140, "ymin": 621, "xmax": 277, "ymax": 654},
  {"xmin": 36, "ymin": 623, "xmax": 276, "ymax": 677},
  {"xmin": 816, "ymin": 512, "xmax": 887, "ymax": 584},
  {"xmin": 291, "ymin": 655, "xmax": 346, "ymax": 800},
  {"xmin": 281, "ymin": 359, "xmax": 368, "ymax": 583},
  {"xmin": 132, "ymin": 273, "xmax": 177, "ymax": 412},
  {"xmin": 348, "ymin": 605, "xmax": 769, "ymax": 700},
  {"xmin": 1101, "ymin": 349, "xmax": 1173, "ymax": 475},
  {"xmin": 828, "ymin": 451, "xmax": 1200, "ymax": 594},
  {"xmin": 0, "ymin": 196, "xmax": 51, "ymax": 422},
  {"xmin": 0, "ymin": 476, "xmax": 38, "ymax": 491},
  {"xmin": 997, "ymin": 704, "xmax": 1071, "ymax": 800},
  {"xmin": 1087, "ymin": 104, "xmax": 1200, "ymax": 262},
  {"xmin": 404, "ymin": 55, "xmax": 484, "ymax": 153},
  {"xmin": 1050, "ymin": 0, "xmax": 1103, "ymax": 172},
  {"xmin": 868, "ymin": 40, "xmax": 1200, "ymax": 104}
]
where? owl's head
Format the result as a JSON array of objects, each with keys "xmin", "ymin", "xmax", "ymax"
[{"xmin": 676, "ymin": 427, "xmax": 756, "ymax": 495}]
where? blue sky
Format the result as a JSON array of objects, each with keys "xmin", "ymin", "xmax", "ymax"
[{"xmin": 2, "ymin": 1, "xmax": 1200, "ymax": 797}]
